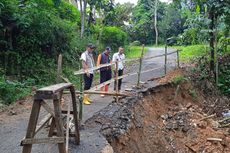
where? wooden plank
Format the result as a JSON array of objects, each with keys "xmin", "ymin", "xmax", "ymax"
[
  {"xmin": 41, "ymin": 101, "xmax": 55, "ymax": 117},
  {"xmin": 34, "ymin": 93, "xmax": 60, "ymax": 100},
  {"xmin": 73, "ymin": 50, "xmax": 178, "ymax": 76},
  {"xmin": 84, "ymin": 91, "xmax": 130, "ymax": 97},
  {"xmin": 53, "ymin": 99, "xmax": 66, "ymax": 153},
  {"xmin": 89, "ymin": 66, "xmax": 163, "ymax": 91},
  {"xmin": 48, "ymin": 118, "xmax": 56, "ymax": 137},
  {"xmin": 36, "ymin": 83, "xmax": 72, "ymax": 95},
  {"xmin": 56, "ymin": 54, "xmax": 62, "ymax": 83},
  {"xmin": 65, "ymin": 95, "xmax": 71, "ymax": 152},
  {"xmin": 35, "ymin": 114, "xmax": 52, "ymax": 135},
  {"xmin": 70, "ymin": 86, "xmax": 80, "ymax": 145},
  {"xmin": 22, "ymin": 100, "xmax": 41, "ymax": 153},
  {"xmin": 62, "ymin": 110, "xmax": 74, "ymax": 114},
  {"xmin": 21, "ymin": 137, "xmax": 65, "ymax": 145}
]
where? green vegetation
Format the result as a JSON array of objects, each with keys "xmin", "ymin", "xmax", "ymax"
[
  {"xmin": 126, "ymin": 46, "xmax": 148, "ymax": 59},
  {"xmin": 174, "ymin": 45, "xmax": 207, "ymax": 61},
  {"xmin": 171, "ymin": 75, "xmax": 187, "ymax": 85},
  {"xmin": 1, "ymin": 0, "xmax": 230, "ymax": 105}
]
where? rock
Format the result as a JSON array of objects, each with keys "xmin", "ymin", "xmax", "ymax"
[
  {"xmin": 186, "ymin": 103, "xmax": 193, "ymax": 109},
  {"xmin": 197, "ymin": 121, "xmax": 207, "ymax": 129},
  {"xmin": 8, "ymin": 110, "xmax": 17, "ymax": 116}
]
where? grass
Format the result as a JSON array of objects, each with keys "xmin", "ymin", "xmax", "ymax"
[
  {"xmin": 173, "ymin": 45, "xmax": 208, "ymax": 61},
  {"xmin": 125, "ymin": 45, "xmax": 148, "ymax": 59}
]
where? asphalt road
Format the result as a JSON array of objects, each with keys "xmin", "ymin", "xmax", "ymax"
[{"xmin": 0, "ymin": 47, "xmax": 177, "ymax": 153}]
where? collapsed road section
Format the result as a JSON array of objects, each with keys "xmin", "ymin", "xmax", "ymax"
[{"xmin": 84, "ymin": 72, "xmax": 230, "ymax": 153}]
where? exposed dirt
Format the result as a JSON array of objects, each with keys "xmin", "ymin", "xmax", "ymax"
[{"xmin": 85, "ymin": 69, "xmax": 230, "ymax": 153}]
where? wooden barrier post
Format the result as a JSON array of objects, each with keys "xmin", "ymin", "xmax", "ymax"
[
  {"xmin": 177, "ymin": 50, "xmax": 180, "ymax": 68},
  {"xmin": 115, "ymin": 60, "xmax": 119, "ymax": 102},
  {"xmin": 137, "ymin": 44, "xmax": 145, "ymax": 87},
  {"xmin": 57, "ymin": 54, "xmax": 62, "ymax": 83},
  {"xmin": 79, "ymin": 64, "xmax": 83, "ymax": 121},
  {"xmin": 164, "ymin": 44, "xmax": 167, "ymax": 75}
]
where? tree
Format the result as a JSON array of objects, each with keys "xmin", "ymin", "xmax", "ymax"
[{"xmin": 192, "ymin": 0, "xmax": 230, "ymax": 72}]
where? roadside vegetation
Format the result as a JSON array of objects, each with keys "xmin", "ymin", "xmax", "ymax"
[{"xmin": 0, "ymin": 0, "xmax": 230, "ymax": 105}]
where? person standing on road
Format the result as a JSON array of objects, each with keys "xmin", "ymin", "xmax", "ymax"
[
  {"xmin": 80, "ymin": 43, "xmax": 96, "ymax": 105},
  {"xmin": 112, "ymin": 47, "xmax": 125, "ymax": 92},
  {"xmin": 97, "ymin": 47, "xmax": 112, "ymax": 97}
]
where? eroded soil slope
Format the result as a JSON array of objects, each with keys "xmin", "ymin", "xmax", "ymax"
[{"xmin": 86, "ymin": 70, "xmax": 230, "ymax": 153}]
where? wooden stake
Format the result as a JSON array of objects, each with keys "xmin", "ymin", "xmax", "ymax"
[
  {"xmin": 65, "ymin": 98, "xmax": 71, "ymax": 153},
  {"xmin": 164, "ymin": 45, "xmax": 167, "ymax": 75},
  {"xmin": 137, "ymin": 44, "xmax": 144, "ymax": 87},
  {"xmin": 177, "ymin": 50, "xmax": 180, "ymax": 68},
  {"xmin": 57, "ymin": 54, "xmax": 62, "ymax": 83},
  {"xmin": 115, "ymin": 60, "xmax": 119, "ymax": 103}
]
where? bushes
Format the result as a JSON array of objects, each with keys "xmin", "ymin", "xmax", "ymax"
[
  {"xmin": 0, "ymin": 76, "xmax": 32, "ymax": 105},
  {"xmin": 100, "ymin": 26, "xmax": 127, "ymax": 51},
  {"xmin": 0, "ymin": 0, "xmax": 81, "ymax": 83}
]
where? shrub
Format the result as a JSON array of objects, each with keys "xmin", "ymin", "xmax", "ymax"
[
  {"xmin": 0, "ymin": 76, "xmax": 32, "ymax": 105},
  {"xmin": 130, "ymin": 40, "xmax": 141, "ymax": 46},
  {"xmin": 100, "ymin": 26, "xmax": 127, "ymax": 52}
]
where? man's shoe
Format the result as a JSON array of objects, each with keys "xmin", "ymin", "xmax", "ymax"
[
  {"xmin": 86, "ymin": 94, "xmax": 93, "ymax": 102},
  {"xmin": 83, "ymin": 95, "xmax": 91, "ymax": 105}
]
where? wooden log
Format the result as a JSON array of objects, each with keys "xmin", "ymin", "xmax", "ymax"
[
  {"xmin": 41, "ymin": 101, "xmax": 55, "ymax": 117},
  {"xmin": 53, "ymin": 99, "xmax": 66, "ymax": 153},
  {"xmin": 70, "ymin": 86, "xmax": 80, "ymax": 145},
  {"xmin": 35, "ymin": 114, "xmax": 52, "ymax": 135},
  {"xmin": 21, "ymin": 137, "xmax": 64, "ymax": 145},
  {"xmin": 199, "ymin": 114, "xmax": 216, "ymax": 121},
  {"xmin": 22, "ymin": 100, "xmax": 41, "ymax": 153},
  {"xmin": 207, "ymin": 138, "xmax": 222, "ymax": 142}
]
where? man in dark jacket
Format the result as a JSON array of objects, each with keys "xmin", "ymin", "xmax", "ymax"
[{"xmin": 97, "ymin": 47, "xmax": 112, "ymax": 97}]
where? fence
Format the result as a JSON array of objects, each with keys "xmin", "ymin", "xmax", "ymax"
[{"xmin": 60, "ymin": 45, "xmax": 180, "ymax": 121}]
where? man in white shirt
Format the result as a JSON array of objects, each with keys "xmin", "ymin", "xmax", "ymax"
[
  {"xmin": 80, "ymin": 43, "xmax": 95, "ymax": 105},
  {"xmin": 112, "ymin": 47, "xmax": 125, "ymax": 92}
]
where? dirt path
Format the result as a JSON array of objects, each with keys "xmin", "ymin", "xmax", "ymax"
[{"xmin": 0, "ymin": 47, "xmax": 177, "ymax": 153}]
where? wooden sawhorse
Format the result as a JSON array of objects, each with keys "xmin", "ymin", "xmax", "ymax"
[{"xmin": 21, "ymin": 83, "xmax": 80, "ymax": 153}]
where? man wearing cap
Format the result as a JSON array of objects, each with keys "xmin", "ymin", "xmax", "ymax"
[
  {"xmin": 80, "ymin": 43, "xmax": 96, "ymax": 105},
  {"xmin": 112, "ymin": 47, "xmax": 125, "ymax": 92},
  {"xmin": 97, "ymin": 47, "xmax": 112, "ymax": 97}
]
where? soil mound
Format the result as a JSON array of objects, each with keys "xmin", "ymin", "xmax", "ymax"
[{"xmin": 86, "ymin": 69, "xmax": 230, "ymax": 153}]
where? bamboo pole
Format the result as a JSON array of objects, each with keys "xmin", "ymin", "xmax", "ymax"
[
  {"xmin": 177, "ymin": 50, "xmax": 180, "ymax": 68},
  {"xmin": 65, "ymin": 98, "xmax": 71, "ymax": 153},
  {"xmin": 164, "ymin": 45, "xmax": 167, "ymax": 75},
  {"xmin": 73, "ymin": 50, "xmax": 179, "ymax": 75},
  {"xmin": 79, "ymin": 64, "xmax": 83, "ymax": 121},
  {"xmin": 137, "ymin": 44, "xmax": 145, "ymax": 87},
  {"xmin": 115, "ymin": 60, "xmax": 119, "ymax": 102},
  {"xmin": 57, "ymin": 54, "xmax": 62, "ymax": 83},
  {"xmin": 89, "ymin": 66, "xmax": 163, "ymax": 91}
]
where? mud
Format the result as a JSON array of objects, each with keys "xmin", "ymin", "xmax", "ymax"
[{"xmin": 86, "ymin": 70, "xmax": 230, "ymax": 153}]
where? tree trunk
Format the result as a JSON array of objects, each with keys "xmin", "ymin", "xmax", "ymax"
[
  {"xmin": 209, "ymin": 7, "xmax": 215, "ymax": 72},
  {"xmin": 154, "ymin": 0, "xmax": 158, "ymax": 46},
  {"xmin": 79, "ymin": 0, "xmax": 86, "ymax": 38},
  {"xmin": 73, "ymin": 0, "xmax": 78, "ymax": 9}
]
